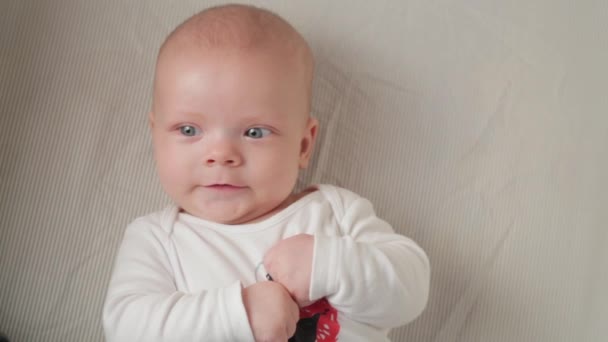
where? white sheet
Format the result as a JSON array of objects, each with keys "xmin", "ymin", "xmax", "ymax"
[{"xmin": 1, "ymin": 1, "xmax": 606, "ymax": 341}]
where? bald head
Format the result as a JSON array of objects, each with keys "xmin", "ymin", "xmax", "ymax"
[
  {"xmin": 153, "ymin": 4, "xmax": 314, "ymax": 114},
  {"xmin": 160, "ymin": 4, "xmax": 310, "ymax": 55}
]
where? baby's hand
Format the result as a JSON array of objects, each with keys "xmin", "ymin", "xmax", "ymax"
[
  {"xmin": 242, "ymin": 281, "xmax": 299, "ymax": 342},
  {"xmin": 264, "ymin": 234, "xmax": 314, "ymax": 307}
]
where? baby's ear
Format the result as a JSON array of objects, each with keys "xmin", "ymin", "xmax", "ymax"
[{"xmin": 299, "ymin": 116, "xmax": 319, "ymax": 169}]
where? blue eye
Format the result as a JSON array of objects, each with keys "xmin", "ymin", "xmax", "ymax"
[
  {"xmin": 245, "ymin": 127, "xmax": 271, "ymax": 139},
  {"xmin": 179, "ymin": 125, "xmax": 200, "ymax": 136}
]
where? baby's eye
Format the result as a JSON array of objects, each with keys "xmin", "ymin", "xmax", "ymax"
[
  {"xmin": 179, "ymin": 125, "xmax": 201, "ymax": 137},
  {"xmin": 245, "ymin": 127, "xmax": 271, "ymax": 139}
]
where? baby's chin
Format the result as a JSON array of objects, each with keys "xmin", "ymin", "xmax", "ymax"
[
  {"xmin": 180, "ymin": 203, "xmax": 270, "ymax": 225},
  {"xmin": 176, "ymin": 189, "xmax": 296, "ymax": 225}
]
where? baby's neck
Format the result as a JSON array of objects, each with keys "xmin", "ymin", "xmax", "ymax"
[{"xmin": 246, "ymin": 185, "xmax": 318, "ymax": 224}]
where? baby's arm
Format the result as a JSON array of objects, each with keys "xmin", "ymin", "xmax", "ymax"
[
  {"xmin": 264, "ymin": 190, "xmax": 430, "ymax": 329},
  {"xmin": 103, "ymin": 219, "xmax": 298, "ymax": 342},
  {"xmin": 311, "ymin": 191, "xmax": 430, "ymax": 328},
  {"xmin": 103, "ymin": 220, "xmax": 252, "ymax": 341}
]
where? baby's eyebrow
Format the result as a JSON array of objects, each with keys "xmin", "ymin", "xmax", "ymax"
[
  {"xmin": 171, "ymin": 110, "xmax": 207, "ymax": 120},
  {"xmin": 239, "ymin": 111, "xmax": 284, "ymax": 122},
  {"xmin": 240, "ymin": 113, "xmax": 269, "ymax": 123},
  {"xmin": 155, "ymin": 112, "xmax": 204, "ymax": 127},
  {"xmin": 175, "ymin": 109, "xmax": 202, "ymax": 116}
]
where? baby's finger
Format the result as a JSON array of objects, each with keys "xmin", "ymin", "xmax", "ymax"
[
  {"xmin": 289, "ymin": 299, "xmax": 300, "ymax": 328},
  {"xmin": 285, "ymin": 315, "xmax": 298, "ymax": 339}
]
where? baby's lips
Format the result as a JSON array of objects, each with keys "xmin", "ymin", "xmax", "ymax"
[
  {"xmin": 204, "ymin": 184, "xmax": 247, "ymax": 190},
  {"xmin": 204, "ymin": 183, "xmax": 246, "ymax": 188}
]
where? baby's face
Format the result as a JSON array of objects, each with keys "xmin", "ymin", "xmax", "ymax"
[{"xmin": 150, "ymin": 46, "xmax": 316, "ymax": 224}]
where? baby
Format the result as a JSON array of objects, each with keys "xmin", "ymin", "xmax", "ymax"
[{"xmin": 103, "ymin": 4, "xmax": 430, "ymax": 342}]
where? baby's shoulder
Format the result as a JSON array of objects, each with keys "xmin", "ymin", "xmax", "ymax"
[
  {"xmin": 126, "ymin": 205, "xmax": 179, "ymax": 235},
  {"xmin": 317, "ymin": 184, "xmax": 362, "ymax": 200},
  {"xmin": 315, "ymin": 184, "xmax": 369, "ymax": 216}
]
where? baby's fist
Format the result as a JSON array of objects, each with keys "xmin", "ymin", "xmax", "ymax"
[
  {"xmin": 242, "ymin": 281, "xmax": 299, "ymax": 342},
  {"xmin": 264, "ymin": 234, "xmax": 314, "ymax": 307}
]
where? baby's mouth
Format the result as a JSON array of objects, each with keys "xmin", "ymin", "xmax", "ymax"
[{"xmin": 205, "ymin": 184, "xmax": 246, "ymax": 190}]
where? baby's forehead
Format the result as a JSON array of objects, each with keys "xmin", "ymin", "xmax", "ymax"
[{"xmin": 152, "ymin": 5, "xmax": 313, "ymax": 116}]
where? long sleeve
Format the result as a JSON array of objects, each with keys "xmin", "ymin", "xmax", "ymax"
[
  {"xmin": 309, "ymin": 190, "xmax": 430, "ymax": 329},
  {"xmin": 102, "ymin": 218, "xmax": 254, "ymax": 342}
]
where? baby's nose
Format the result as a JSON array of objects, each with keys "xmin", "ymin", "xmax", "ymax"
[
  {"xmin": 204, "ymin": 140, "xmax": 243, "ymax": 167},
  {"xmin": 205, "ymin": 156, "xmax": 239, "ymax": 166}
]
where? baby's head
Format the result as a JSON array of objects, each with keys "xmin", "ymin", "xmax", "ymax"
[{"xmin": 149, "ymin": 4, "xmax": 318, "ymax": 224}]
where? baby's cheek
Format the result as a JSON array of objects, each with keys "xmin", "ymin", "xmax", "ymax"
[
  {"xmin": 265, "ymin": 152, "xmax": 299, "ymax": 180},
  {"xmin": 157, "ymin": 148, "xmax": 190, "ymax": 190}
]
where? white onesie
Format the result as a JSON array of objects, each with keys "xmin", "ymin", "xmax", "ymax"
[{"xmin": 103, "ymin": 184, "xmax": 430, "ymax": 341}]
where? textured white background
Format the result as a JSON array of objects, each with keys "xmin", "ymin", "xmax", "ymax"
[{"xmin": 1, "ymin": 0, "xmax": 607, "ymax": 341}]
